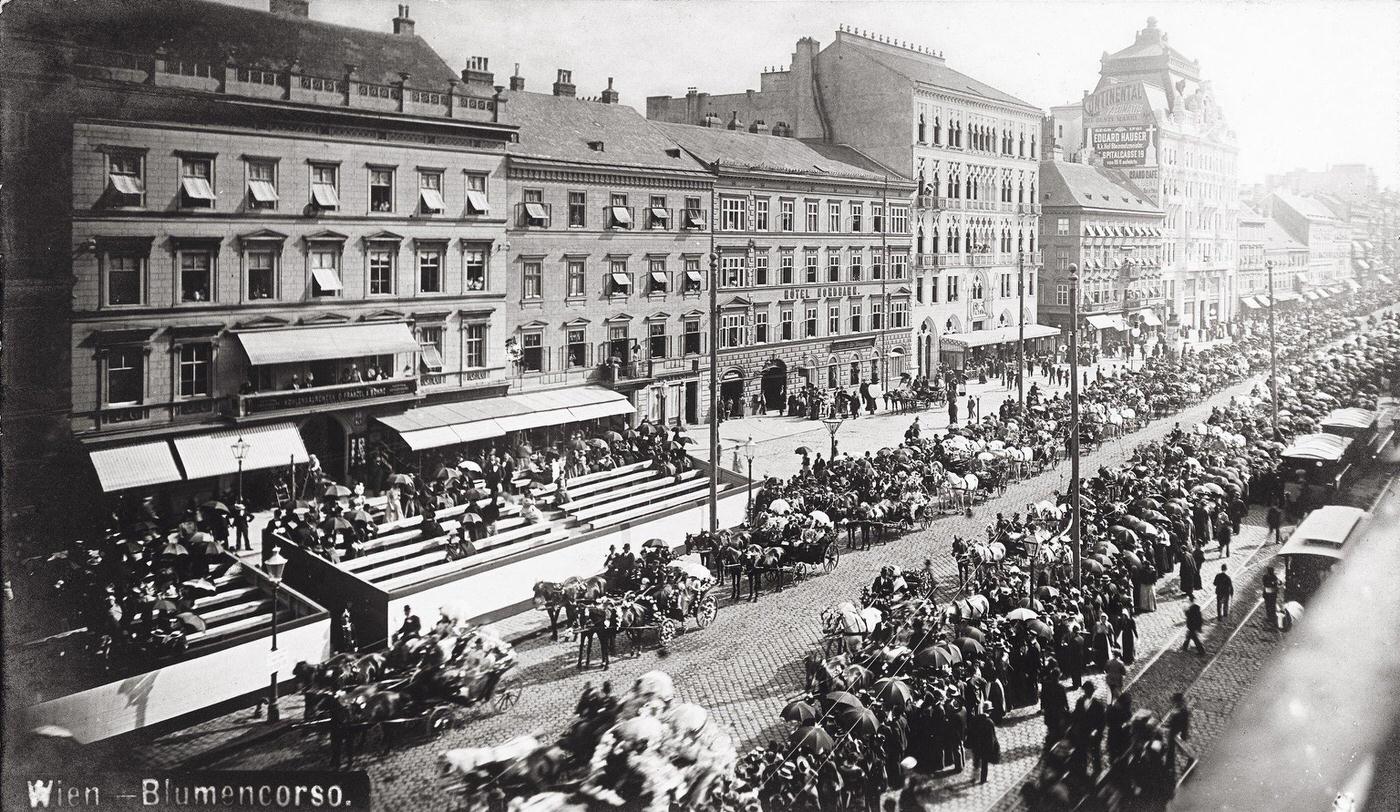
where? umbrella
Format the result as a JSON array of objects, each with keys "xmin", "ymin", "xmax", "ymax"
[
  {"xmin": 954, "ymin": 636, "xmax": 985, "ymax": 656},
  {"xmin": 153, "ymin": 599, "xmax": 180, "ymax": 613},
  {"xmin": 781, "ymin": 700, "xmax": 820, "ymax": 725},
  {"xmin": 809, "ymin": 510, "xmax": 833, "ymax": 526},
  {"xmin": 642, "ymin": 538, "xmax": 669, "ymax": 550},
  {"xmin": 200, "ymin": 500, "xmax": 229, "ymax": 513},
  {"xmin": 788, "ymin": 725, "xmax": 835, "ymax": 755},
  {"xmin": 181, "ymin": 578, "xmax": 216, "ymax": 594},
  {"xmin": 1035, "ymin": 585, "xmax": 1060, "ymax": 599},
  {"xmin": 872, "ymin": 678, "xmax": 913, "ymax": 709},
  {"xmin": 768, "ymin": 498, "xmax": 793, "ymax": 515},
  {"xmin": 842, "ymin": 663, "xmax": 874, "ymax": 689},
  {"xmin": 675, "ymin": 435, "xmax": 697, "ymax": 445},
  {"xmin": 602, "ymin": 430, "xmax": 626, "ymax": 444},
  {"xmin": 845, "ymin": 708, "xmax": 882, "ymax": 737},
  {"xmin": 461, "ymin": 512, "xmax": 484, "ymax": 525},
  {"xmin": 586, "ymin": 438, "xmax": 610, "ymax": 450},
  {"xmin": 1281, "ymin": 601, "xmax": 1304, "ymax": 630},
  {"xmin": 955, "ymin": 625, "xmax": 985, "ymax": 643},
  {"xmin": 347, "ymin": 509, "xmax": 375, "ymax": 525},
  {"xmin": 1095, "ymin": 541, "xmax": 1120, "ymax": 557},
  {"xmin": 568, "ymin": 438, "xmax": 587, "ymax": 451},
  {"xmin": 188, "ymin": 536, "xmax": 221, "ymax": 555},
  {"xmin": 433, "ymin": 468, "xmax": 460, "ymax": 482},
  {"xmin": 457, "ymin": 460, "xmax": 484, "ymax": 474},
  {"xmin": 175, "ymin": 612, "xmax": 207, "ymax": 632},
  {"xmin": 914, "ymin": 646, "xmax": 956, "ymax": 669},
  {"xmin": 321, "ymin": 517, "xmax": 352, "ymax": 532},
  {"xmin": 324, "ymin": 484, "xmax": 353, "ymax": 498},
  {"xmin": 1027, "ymin": 619, "xmax": 1054, "ymax": 638},
  {"xmin": 794, "ymin": 446, "xmax": 814, "ymax": 455},
  {"xmin": 1005, "ymin": 607, "xmax": 1039, "ymax": 622},
  {"xmin": 824, "ymin": 690, "xmax": 865, "ymax": 711},
  {"xmin": 160, "ymin": 542, "xmax": 189, "ymax": 557}
]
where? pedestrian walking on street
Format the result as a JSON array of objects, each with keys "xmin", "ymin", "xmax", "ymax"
[
  {"xmin": 1182, "ymin": 596, "xmax": 1206, "ymax": 655},
  {"xmin": 1105, "ymin": 653, "xmax": 1127, "ymax": 700},
  {"xmin": 1214, "ymin": 564, "xmax": 1234, "ymax": 621},
  {"xmin": 948, "ymin": 398, "xmax": 959, "ymax": 426},
  {"xmin": 1262, "ymin": 566, "xmax": 1281, "ymax": 629},
  {"xmin": 1164, "ymin": 692, "xmax": 1194, "ymax": 772},
  {"xmin": 967, "ymin": 702, "xmax": 1000, "ymax": 785},
  {"xmin": 1267, "ymin": 502, "xmax": 1284, "ymax": 543}
]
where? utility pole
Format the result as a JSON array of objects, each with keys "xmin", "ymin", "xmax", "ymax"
[
  {"xmin": 1017, "ymin": 250, "xmax": 1026, "ymax": 405},
  {"xmin": 708, "ymin": 163, "xmax": 720, "ymax": 534},
  {"xmin": 1068, "ymin": 265, "xmax": 1082, "ymax": 587},
  {"xmin": 1266, "ymin": 259, "xmax": 1279, "ymax": 440},
  {"xmin": 880, "ymin": 175, "xmax": 889, "ymax": 387}
]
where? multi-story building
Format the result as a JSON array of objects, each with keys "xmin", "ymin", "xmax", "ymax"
[
  {"xmin": 1235, "ymin": 206, "xmax": 1268, "ymax": 310},
  {"xmin": 1, "ymin": 0, "xmax": 518, "ymax": 538},
  {"xmin": 1266, "ymin": 164, "xmax": 1379, "ymax": 205},
  {"xmin": 497, "ymin": 74, "xmax": 715, "ymax": 425},
  {"xmin": 1073, "ymin": 17, "xmax": 1240, "ymax": 335},
  {"xmin": 1038, "ymin": 158, "xmax": 1165, "ymax": 348},
  {"xmin": 1265, "ymin": 190, "xmax": 1351, "ymax": 290},
  {"xmin": 1248, "ymin": 216, "xmax": 1309, "ymax": 313},
  {"xmin": 655, "ymin": 120, "xmax": 917, "ymax": 408},
  {"xmin": 646, "ymin": 26, "xmax": 1046, "ymax": 379}
]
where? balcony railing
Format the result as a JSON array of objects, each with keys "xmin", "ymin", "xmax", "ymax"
[
  {"xmin": 971, "ymin": 254, "xmax": 999, "ymax": 267},
  {"xmin": 916, "ymin": 195, "xmax": 935, "ymax": 210},
  {"xmin": 91, "ymin": 397, "xmax": 220, "ymax": 431},
  {"xmin": 419, "ymin": 366, "xmax": 507, "ymax": 389},
  {"xmin": 916, "ymin": 253, "xmax": 939, "ymax": 270},
  {"xmin": 231, "ymin": 378, "xmax": 417, "ymax": 417}
]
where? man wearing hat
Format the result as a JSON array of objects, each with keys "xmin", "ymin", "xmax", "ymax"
[{"xmin": 232, "ymin": 501, "xmax": 251, "ymax": 552}]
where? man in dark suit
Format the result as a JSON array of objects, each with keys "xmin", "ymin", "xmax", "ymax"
[
  {"xmin": 1071, "ymin": 681, "xmax": 1106, "ymax": 775},
  {"xmin": 393, "ymin": 605, "xmax": 421, "ymax": 644},
  {"xmin": 1040, "ymin": 668, "xmax": 1069, "ymax": 752},
  {"xmin": 261, "ymin": 508, "xmax": 285, "ymax": 565},
  {"xmin": 1182, "ymin": 596, "xmax": 1206, "ymax": 654}
]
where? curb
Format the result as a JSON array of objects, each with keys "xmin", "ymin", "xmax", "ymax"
[{"xmin": 178, "ymin": 720, "xmax": 298, "ymax": 770}]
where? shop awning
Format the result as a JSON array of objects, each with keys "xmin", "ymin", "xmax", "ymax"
[
  {"xmin": 1344, "ymin": 279, "xmax": 1361, "ymax": 291},
  {"xmin": 1303, "ymin": 291, "xmax": 1320, "ymax": 301},
  {"xmin": 236, "ymin": 322, "xmax": 419, "ymax": 366},
  {"xmin": 1378, "ymin": 273, "xmax": 1395, "ymax": 285},
  {"xmin": 1240, "ymin": 297, "xmax": 1262, "ymax": 309},
  {"xmin": 1085, "ymin": 314, "xmax": 1128, "ymax": 331},
  {"xmin": 89, "ymin": 441, "xmax": 183, "ymax": 493},
  {"xmin": 174, "ymin": 422, "xmax": 310, "ymax": 480},
  {"xmin": 1314, "ymin": 288, "xmax": 1331, "ymax": 298},
  {"xmin": 1275, "ymin": 291, "xmax": 1302, "ymax": 301},
  {"xmin": 940, "ymin": 323, "xmax": 1059, "ymax": 350},
  {"xmin": 1136, "ymin": 309, "xmax": 1162, "ymax": 327},
  {"xmin": 1295, "ymin": 272, "xmax": 1310, "ymax": 285},
  {"xmin": 375, "ymin": 387, "xmax": 634, "ymax": 451},
  {"xmin": 1354, "ymin": 259, "xmax": 1371, "ymax": 271}
]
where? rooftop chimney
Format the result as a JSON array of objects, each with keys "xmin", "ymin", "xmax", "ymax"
[
  {"xmin": 509, "ymin": 63, "xmax": 525, "ymax": 91},
  {"xmin": 392, "ymin": 4, "xmax": 414, "ymax": 36},
  {"xmin": 727, "ymin": 110, "xmax": 741, "ymax": 130},
  {"xmin": 270, "ymin": 0, "xmax": 309, "ymax": 17},
  {"xmin": 552, "ymin": 69, "xmax": 575, "ymax": 98},
  {"xmin": 600, "ymin": 77, "xmax": 619, "ymax": 104},
  {"xmin": 462, "ymin": 56, "xmax": 494, "ymax": 88}
]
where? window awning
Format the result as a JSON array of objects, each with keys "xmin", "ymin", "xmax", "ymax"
[
  {"xmin": 610, "ymin": 206, "xmax": 632, "ymax": 225},
  {"xmin": 939, "ymin": 323, "xmax": 1059, "ymax": 350},
  {"xmin": 181, "ymin": 177, "xmax": 215, "ymax": 201},
  {"xmin": 248, "ymin": 179, "xmax": 279, "ymax": 202},
  {"xmin": 649, "ymin": 272, "xmax": 668, "ymax": 288},
  {"xmin": 1086, "ymin": 314, "xmax": 1128, "ymax": 331},
  {"xmin": 311, "ymin": 183, "xmax": 339, "ymax": 208},
  {"xmin": 419, "ymin": 344, "xmax": 444, "ymax": 369},
  {"xmin": 683, "ymin": 209, "xmax": 706, "ymax": 228},
  {"xmin": 110, "ymin": 174, "xmax": 144, "ymax": 195},
  {"xmin": 1136, "ymin": 309, "xmax": 1162, "ymax": 327},
  {"xmin": 419, "ymin": 188, "xmax": 446, "ymax": 212},
  {"xmin": 376, "ymin": 387, "xmax": 634, "ymax": 450},
  {"xmin": 685, "ymin": 270, "xmax": 703, "ymax": 284},
  {"xmin": 89, "ymin": 441, "xmax": 183, "ymax": 493},
  {"xmin": 236, "ymin": 322, "xmax": 419, "ymax": 366},
  {"xmin": 465, "ymin": 190, "xmax": 490, "ymax": 214},
  {"xmin": 174, "ymin": 422, "xmax": 309, "ymax": 480},
  {"xmin": 524, "ymin": 202, "xmax": 548, "ymax": 221},
  {"xmin": 311, "ymin": 267, "xmax": 343, "ymax": 292},
  {"xmin": 649, "ymin": 207, "xmax": 670, "ymax": 221},
  {"xmin": 610, "ymin": 272, "xmax": 632, "ymax": 289}
]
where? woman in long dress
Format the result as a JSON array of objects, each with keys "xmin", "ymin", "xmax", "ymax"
[{"xmin": 383, "ymin": 485, "xmax": 403, "ymax": 523}]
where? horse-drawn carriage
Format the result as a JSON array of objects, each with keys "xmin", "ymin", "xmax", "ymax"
[{"xmin": 295, "ymin": 623, "xmax": 519, "ymax": 767}]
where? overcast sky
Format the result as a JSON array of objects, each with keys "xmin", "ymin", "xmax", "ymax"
[{"xmin": 233, "ymin": 0, "xmax": 1399, "ymax": 188}]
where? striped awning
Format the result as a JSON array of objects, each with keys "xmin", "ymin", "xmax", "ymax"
[
  {"xmin": 236, "ymin": 323, "xmax": 419, "ymax": 366},
  {"xmin": 376, "ymin": 387, "xmax": 634, "ymax": 451},
  {"xmin": 1086, "ymin": 314, "xmax": 1128, "ymax": 331},
  {"xmin": 89, "ymin": 441, "xmax": 183, "ymax": 492},
  {"xmin": 174, "ymin": 422, "xmax": 309, "ymax": 480},
  {"xmin": 939, "ymin": 323, "xmax": 1059, "ymax": 350}
]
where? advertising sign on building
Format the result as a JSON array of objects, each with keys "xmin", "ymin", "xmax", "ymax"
[
  {"xmin": 1091, "ymin": 125, "xmax": 1155, "ymax": 168},
  {"xmin": 1083, "ymin": 82, "xmax": 1153, "ymax": 126}
]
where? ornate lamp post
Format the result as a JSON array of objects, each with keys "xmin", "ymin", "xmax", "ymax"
[
  {"xmin": 821, "ymin": 416, "xmax": 844, "ymax": 461},
  {"xmin": 1068, "ymin": 265, "xmax": 1082, "ymax": 587},
  {"xmin": 1266, "ymin": 259, "xmax": 1280, "ymax": 440},
  {"xmin": 1023, "ymin": 532, "xmax": 1041, "ymax": 596},
  {"xmin": 742, "ymin": 437, "xmax": 757, "ymax": 511},
  {"xmin": 231, "ymin": 435, "xmax": 250, "ymax": 503},
  {"xmin": 264, "ymin": 546, "xmax": 287, "ymax": 724}
]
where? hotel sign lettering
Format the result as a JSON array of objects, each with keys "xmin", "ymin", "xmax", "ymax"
[
  {"xmin": 1091, "ymin": 125, "xmax": 1154, "ymax": 168},
  {"xmin": 783, "ymin": 285, "xmax": 858, "ymax": 301}
]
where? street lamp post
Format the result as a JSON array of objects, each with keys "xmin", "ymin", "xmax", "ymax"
[
  {"xmin": 1266, "ymin": 259, "xmax": 1280, "ymax": 440},
  {"xmin": 264, "ymin": 546, "xmax": 287, "ymax": 724},
  {"xmin": 1068, "ymin": 265, "xmax": 1082, "ymax": 587},
  {"xmin": 821, "ymin": 416, "xmax": 844, "ymax": 461},
  {"xmin": 1017, "ymin": 251, "xmax": 1026, "ymax": 406},
  {"xmin": 742, "ymin": 437, "xmax": 757, "ymax": 512},
  {"xmin": 231, "ymin": 436, "xmax": 250, "ymax": 504},
  {"xmin": 708, "ymin": 163, "xmax": 720, "ymax": 536},
  {"xmin": 1024, "ymin": 533, "xmax": 1041, "ymax": 597}
]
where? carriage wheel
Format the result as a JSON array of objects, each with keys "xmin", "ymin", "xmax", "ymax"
[
  {"xmin": 427, "ymin": 706, "xmax": 456, "ymax": 737},
  {"xmin": 658, "ymin": 619, "xmax": 678, "ymax": 649},
  {"xmin": 824, "ymin": 543, "xmax": 840, "ymax": 573},
  {"xmin": 696, "ymin": 596, "xmax": 718, "ymax": 628},
  {"xmin": 491, "ymin": 679, "xmax": 521, "ymax": 714}
]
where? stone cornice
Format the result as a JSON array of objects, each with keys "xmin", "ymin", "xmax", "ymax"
[{"xmin": 507, "ymin": 159, "xmax": 712, "ymax": 191}]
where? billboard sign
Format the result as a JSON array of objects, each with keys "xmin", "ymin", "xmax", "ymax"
[
  {"xmin": 1083, "ymin": 81, "xmax": 1154, "ymax": 126},
  {"xmin": 1092, "ymin": 125, "xmax": 1154, "ymax": 167}
]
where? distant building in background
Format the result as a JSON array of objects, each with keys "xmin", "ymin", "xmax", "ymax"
[
  {"xmin": 655, "ymin": 121, "xmax": 916, "ymax": 408},
  {"xmin": 1068, "ymin": 17, "xmax": 1240, "ymax": 335},
  {"xmin": 647, "ymin": 26, "xmax": 1047, "ymax": 378},
  {"xmin": 1264, "ymin": 190, "xmax": 1351, "ymax": 291},
  {"xmin": 1266, "ymin": 164, "xmax": 1379, "ymax": 205},
  {"xmin": 1038, "ymin": 159, "xmax": 1165, "ymax": 350},
  {"xmin": 1256, "ymin": 216, "xmax": 1308, "ymax": 310},
  {"xmin": 1235, "ymin": 206, "xmax": 1268, "ymax": 311}
]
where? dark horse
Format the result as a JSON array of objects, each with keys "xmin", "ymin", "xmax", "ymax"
[{"xmin": 532, "ymin": 575, "xmax": 607, "ymax": 641}]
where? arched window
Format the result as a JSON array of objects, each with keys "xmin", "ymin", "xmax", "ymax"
[
  {"xmin": 1030, "ymin": 136, "xmax": 1037, "ymax": 158},
  {"xmin": 917, "ymin": 114, "xmax": 926, "ymax": 144},
  {"xmin": 1029, "ymin": 182, "xmax": 1036, "ymax": 202},
  {"xmin": 1018, "ymin": 133, "xmax": 1026, "ymax": 157},
  {"xmin": 965, "ymin": 175, "xmax": 973, "ymax": 199},
  {"xmin": 945, "ymin": 317, "xmax": 956, "ymax": 333},
  {"xmin": 1018, "ymin": 182, "xmax": 1025, "ymax": 203},
  {"xmin": 931, "ymin": 227, "xmax": 940, "ymax": 254},
  {"xmin": 1028, "ymin": 231, "xmax": 1036, "ymax": 252},
  {"xmin": 917, "ymin": 226, "xmax": 925, "ymax": 253},
  {"xmin": 934, "ymin": 116, "xmax": 942, "ymax": 145},
  {"xmin": 1017, "ymin": 230, "xmax": 1024, "ymax": 252},
  {"xmin": 971, "ymin": 275, "xmax": 984, "ymax": 299},
  {"xmin": 947, "ymin": 172, "xmax": 956, "ymax": 198}
]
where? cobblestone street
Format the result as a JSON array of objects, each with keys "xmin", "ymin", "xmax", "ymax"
[{"xmin": 124, "ymin": 363, "xmax": 1302, "ymax": 812}]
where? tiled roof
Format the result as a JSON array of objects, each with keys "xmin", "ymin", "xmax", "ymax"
[
  {"xmin": 1040, "ymin": 161, "xmax": 1162, "ymax": 214},
  {"xmin": 1, "ymin": 0, "xmax": 458, "ymax": 87},
  {"xmin": 652, "ymin": 123, "xmax": 908, "ymax": 183},
  {"xmin": 838, "ymin": 38, "xmax": 1036, "ymax": 111},
  {"xmin": 1270, "ymin": 190, "xmax": 1341, "ymax": 222},
  {"xmin": 1262, "ymin": 217, "xmax": 1307, "ymax": 251},
  {"xmin": 503, "ymin": 92, "xmax": 709, "ymax": 173}
]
